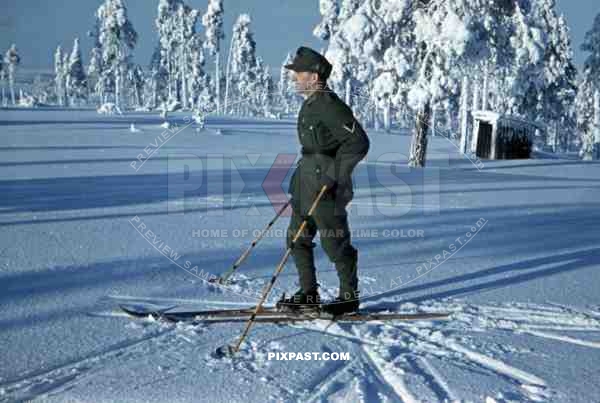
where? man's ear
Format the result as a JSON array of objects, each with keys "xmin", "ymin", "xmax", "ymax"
[{"xmin": 309, "ymin": 72, "xmax": 320, "ymax": 89}]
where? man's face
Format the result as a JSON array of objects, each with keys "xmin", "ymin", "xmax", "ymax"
[{"xmin": 292, "ymin": 70, "xmax": 319, "ymax": 95}]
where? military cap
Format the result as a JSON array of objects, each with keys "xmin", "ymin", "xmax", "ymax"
[{"xmin": 284, "ymin": 46, "xmax": 333, "ymax": 80}]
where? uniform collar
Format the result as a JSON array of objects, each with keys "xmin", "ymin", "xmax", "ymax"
[
  {"xmin": 305, "ymin": 90, "xmax": 320, "ymax": 105},
  {"xmin": 304, "ymin": 85, "xmax": 332, "ymax": 106}
]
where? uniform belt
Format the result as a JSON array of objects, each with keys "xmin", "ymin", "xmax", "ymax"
[{"xmin": 302, "ymin": 149, "xmax": 337, "ymax": 158}]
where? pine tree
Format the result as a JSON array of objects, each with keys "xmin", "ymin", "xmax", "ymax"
[
  {"xmin": 127, "ymin": 64, "xmax": 145, "ymax": 108},
  {"xmin": 533, "ymin": 1, "xmax": 578, "ymax": 152},
  {"xmin": 190, "ymin": 35, "xmax": 215, "ymax": 115},
  {"xmin": 202, "ymin": 0, "xmax": 224, "ymax": 113},
  {"xmin": 314, "ymin": 0, "xmax": 339, "ymax": 41},
  {"xmin": 67, "ymin": 38, "xmax": 87, "ymax": 106},
  {"xmin": 148, "ymin": 45, "xmax": 168, "ymax": 108},
  {"xmin": 94, "ymin": 0, "xmax": 137, "ymax": 107},
  {"xmin": 338, "ymin": 0, "xmax": 360, "ymax": 22},
  {"xmin": 324, "ymin": 0, "xmax": 388, "ymax": 125},
  {"xmin": 54, "ymin": 46, "xmax": 66, "ymax": 106},
  {"xmin": 278, "ymin": 52, "xmax": 299, "ymax": 116},
  {"xmin": 577, "ymin": 12, "xmax": 600, "ymax": 159},
  {"xmin": 0, "ymin": 57, "xmax": 4, "ymax": 106},
  {"xmin": 4, "ymin": 44, "xmax": 20, "ymax": 105},
  {"xmin": 154, "ymin": 0, "xmax": 199, "ymax": 110},
  {"xmin": 227, "ymin": 14, "xmax": 257, "ymax": 115},
  {"xmin": 87, "ymin": 46, "xmax": 102, "ymax": 104},
  {"xmin": 156, "ymin": 0, "xmax": 178, "ymax": 102},
  {"xmin": 250, "ymin": 57, "xmax": 273, "ymax": 117}
]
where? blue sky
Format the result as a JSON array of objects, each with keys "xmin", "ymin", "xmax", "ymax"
[{"xmin": 0, "ymin": 0, "xmax": 597, "ymax": 73}]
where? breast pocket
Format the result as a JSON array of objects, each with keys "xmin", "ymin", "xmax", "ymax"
[{"xmin": 299, "ymin": 120, "xmax": 318, "ymax": 150}]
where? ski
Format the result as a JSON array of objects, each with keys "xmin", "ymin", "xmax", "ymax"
[
  {"xmin": 119, "ymin": 304, "xmax": 450, "ymax": 323},
  {"xmin": 119, "ymin": 304, "xmax": 275, "ymax": 319}
]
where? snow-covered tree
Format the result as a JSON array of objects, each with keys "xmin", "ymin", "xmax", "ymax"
[
  {"xmin": 87, "ymin": 46, "xmax": 102, "ymax": 104},
  {"xmin": 577, "ymin": 11, "xmax": 600, "ymax": 159},
  {"xmin": 93, "ymin": 0, "xmax": 137, "ymax": 107},
  {"xmin": 67, "ymin": 38, "xmax": 88, "ymax": 106},
  {"xmin": 325, "ymin": 0, "xmax": 393, "ymax": 126},
  {"xmin": 4, "ymin": 44, "xmax": 20, "ymax": 105},
  {"xmin": 155, "ymin": 0, "xmax": 178, "ymax": 102},
  {"xmin": 321, "ymin": 0, "xmax": 582, "ymax": 165},
  {"xmin": 249, "ymin": 56, "xmax": 274, "ymax": 117},
  {"xmin": 202, "ymin": 0, "xmax": 224, "ymax": 113},
  {"xmin": 314, "ymin": 0, "xmax": 339, "ymax": 41},
  {"xmin": 338, "ymin": 0, "xmax": 360, "ymax": 22},
  {"xmin": 189, "ymin": 36, "xmax": 215, "ymax": 114},
  {"xmin": 278, "ymin": 52, "xmax": 299, "ymax": 116},
  {"xmin": 536, "ymin": 4, "xmax": 578, "ymax": 152},
  {"xmin": 0, "ymin": 58, "xmax": 4, "ymax": 106},
  {"xmin": 62, "ymin": 52, "xmax": 70, "ymax": 105},
  {"xmin": 227, "ymin": 14, "xmax": 257, "ymax": 115},
  {"xmin": 148, "ymin": 45, "xmax": 168, "ymax": 108},
  {"xmin": 127, "ymin": 64, "xmax": 144, "ymax": 108},
  {"xmin": 32, "ymin": 74, "xmax": 52, "ymax": 105},
  {"xmin": 154, "ymin": 0, "xmax": 200, "ymax": 110},
  {"xmin": 177, "ymin": 3, "xmax": 200, "ymax": 109},
  {"xmin": 54, "ymin": 46, "xmax": 66, "ymax": 106}
]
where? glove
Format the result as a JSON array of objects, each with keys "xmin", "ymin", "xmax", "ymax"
[
  {"xmin": 319, "ymin": 175, "xmax": 337, "ymax": 192},
  {"xmin": 315, "ymin": 166, "xmax": 337, "ymax": 192}
]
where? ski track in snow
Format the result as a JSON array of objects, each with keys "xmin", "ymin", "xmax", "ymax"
[
  {"xmin": 3, "ymin": 112, "xmax": 600, "ymax": 402},
  {"xmin": 416, "ymin": 356, "xmax": 458, "ymax": 402},
  {"xmin": 3, "ymin": 296, "xmax": 600, "ymax": 401},
  {"xmin": 0, "ymin": 325, "xmax": 178, "ymax": 402},
  {"xmin": 273, "ymin": 298, "xmax": 600, "ymax": 402}
]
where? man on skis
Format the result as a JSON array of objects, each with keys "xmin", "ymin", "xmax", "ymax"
[{"xmin": 276, "ymin": 46, "xmax": 370, "ymax": 316}]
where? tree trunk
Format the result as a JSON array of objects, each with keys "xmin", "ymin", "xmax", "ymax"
[
  {"xmin": 383, "ymin": 99, "xmax": 391, "ymax": 132},
  {"xmin": 430, "ymin": 105, "xmax": 436, "ymax": 137},
  {"xmin": 9, "ymin": 77, "xmax": 15, "ymax": 105},
  {"xmin": 65, "ymin": 76, "xmax": 71, "ymax": 107},
  {"xmin": 167, "ymin": 48, "xmax": 173, "ymax": 101},
  {"xmin": 482, "ymin": 63, "xmax": 488, "ymax": 110},
  {"xmin": 215, "ymin": 51, "xmax": 220, "ymax": 114},
  {"xmin": 594, "ymin": 90, "xmax": 600, "ymax": 160},
  {"xmin": 180, "ymin": 33, "xmax": 188, "ymax": 110},
  {"xmin": 345, "ymin": 78, "xmax": 351, "ymax": 106},
  {"xmin": 115, "ymin": 69, "xmax": 121, "ymax": 109},
  {"xmin": 459, "ymin": 76, "xmax": 469, "ymax": 154},
  {"xmin": 224, "ymin": 35, "xmax": 234, "ymax": 115},
  {"xmin": 470, "ymin": 81, "xmax": 480, "ymax": 153},
  {"xmin": 409, "ymin": 101, "xmax": 432, "ymax": 168}
]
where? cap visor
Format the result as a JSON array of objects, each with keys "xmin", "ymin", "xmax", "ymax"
[{"xmin": 284, "ymin": 63, "xmax": 311, "ymax": 72}]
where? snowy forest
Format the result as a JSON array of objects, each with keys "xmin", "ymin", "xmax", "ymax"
[{"xmin": 1, "ymin": 0, "xmax": 600, "ymax": 161}]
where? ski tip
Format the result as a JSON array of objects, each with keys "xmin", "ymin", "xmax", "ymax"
[
  {"xmin": 212, "ymin": 344, "xmax": 237, "ymax": 359},
  {"xmin": 207, "ymin": 277, "xmax": 237, "ymax": 286},
  {"xmin": 119, "ymin": 304, "xmax": 152, "ymax": 317}
]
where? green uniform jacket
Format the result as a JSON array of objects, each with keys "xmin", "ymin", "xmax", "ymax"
[{"xmin": 288, "ymin": 87, "xmax": 370, "ymax": 213}]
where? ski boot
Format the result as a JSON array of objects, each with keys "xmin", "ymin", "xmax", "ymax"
[
  {"xmin": 276, "ymin": 289, "xmax": 321, "ymax": 315},
  {"xmin": 321, "ymin": 296, "xmax": 359, "ymax": 317}
]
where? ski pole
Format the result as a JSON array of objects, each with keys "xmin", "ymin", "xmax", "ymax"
[
  {"xmin": 211, "ymin": 199, "xmax": 292, "ymax": 285},
  {"xmin": 228, "ymin": 185, "xmax": 328, "ymax": 355}
]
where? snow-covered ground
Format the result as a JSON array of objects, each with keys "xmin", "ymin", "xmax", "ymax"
[{"xmin": 1, "ymin": 109, "xmax": 600, "ymax": 403}]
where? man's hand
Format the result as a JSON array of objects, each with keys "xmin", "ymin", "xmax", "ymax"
[{"xmin": 319, "ymin": 174, "xmax": 337, "ymax": 191}]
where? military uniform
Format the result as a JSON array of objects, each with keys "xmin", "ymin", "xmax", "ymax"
[{"xmin": 283, "ymin": 47, "xmax": 370, "ymax": 306}]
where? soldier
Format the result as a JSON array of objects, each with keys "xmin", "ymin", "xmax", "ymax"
[{"xmin": 276, "ymin": 46, "xmax": 370, "ymax": 316}]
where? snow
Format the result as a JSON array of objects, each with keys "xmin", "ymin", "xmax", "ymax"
[{"xmin": 1, "ymin": 109, "xmax": 600, "ymax": 402}]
